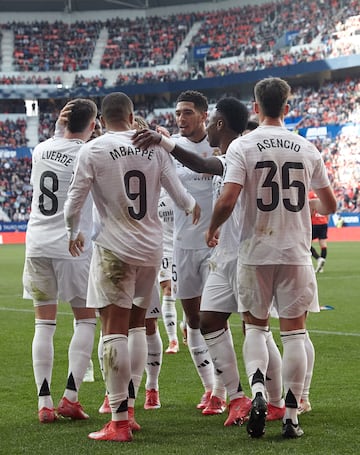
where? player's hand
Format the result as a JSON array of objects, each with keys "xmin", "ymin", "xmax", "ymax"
[
  {"xmin": 309, "ymin": 197, "xmax": 319, "ymax": 216},
  {"xmin": 155, "ymin": 125, "xmax": 171, "ymax": 137},
  {"xmin": 132, "ymin": 129, "xmax": 162, "ymax": 148},
  {"xmin": 69, "ymin": 232, "xmax": 85, "ymax": 257},
  {"xmin": 205, "ymin": 228, "xmax": 219, "ymax": 248},
  {"xmin": 189, "ymin": 202, "xmax": 201, "ymax": 225},
  {"xmin": 58, "ymin": 100, "xmax": 76, "ymax": 127}
]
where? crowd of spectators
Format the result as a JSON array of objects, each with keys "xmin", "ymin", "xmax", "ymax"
[
  {"xmin": 289, "ymin": 77, "xmax": 360, "ymax": 127},
  {"xmin": 100, "ymin": 14, "xmax": 196, "ymax": 69},
  {"xmin": 317, "ymin": 134, "xmax": 360, "ymax": 212},
  {"xmin": 2, "ymin": 0, "xmax": 357, "ymax": 76},
  {"xmin": 73, "ymin": 74, "xmax": 107, "ymax": 89},
  {"xmin": 0, "ymin": 156, "xmax": 32, "ymax": 222},
  {"xmin": 0, "ymin": 118, "xmax": 27, "ymax": 147},
  {"xmin": 8, "ymin": 20, "xmax": 102, "ymax": 71}
]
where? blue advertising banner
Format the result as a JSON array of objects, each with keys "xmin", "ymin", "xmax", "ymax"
[
  {"xmin": 329, "ymin": 213, "xmax": 360, "ymax": 228},
  {"xmin": 0, "ymin": 147, "xmax": 32, "ymax": 158},
  {"xmin": 193, "ymin": 45, "xmax": 211, "ymax": 59},
  {"xmin": 0, "ymin": 221, "xmax": 28, "ymax": 232}
]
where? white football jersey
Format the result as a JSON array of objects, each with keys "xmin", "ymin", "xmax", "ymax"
[
  {"xmin": 158, "ymin": 188, "xmax": 174, "ymax": 259},
  {"xmin": 64, "ymin": 130, "xmax": 195, "ymax": 267},
  {"xmin": 224, "ymin": 125, "xmax": 330, "ymax": 265},
  {"xmin": 26, "ymin": 136, "xmax": 93, "ymax": 259},
  {"xmin": 172, "ymin": 135, "xmax": 214, "ymax": 249}
]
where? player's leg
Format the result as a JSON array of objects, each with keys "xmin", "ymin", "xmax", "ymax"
[
  {"xmin": 87, "ymin": 246, "xmax": 138, "ymax": 442},
  {"xmin": 277, "ymin": 265, "xmax": 316, "ymax": 438},
  {"xmin": 200, "ymin": 262, "xmax": 250, "ymax": 422},
  {"xmin": 33, "ymin": 303, "xmax": 58, "ymax": 422},
  {"xmin": 238, "ymin": 264, "xmax": 275, "ymax": 438},
  {"xmin": 173, "ymin": 247, "xmax": 214, "ymax": 409},
  {"xmin": 316, "ymin": 234, "xmax": 327, "ymax": 273},
  {"xmin": 264, "ymin": 330, "xmax": 285, "ymax": 420},
  {"xmin": 57, "ymin": 303, "xmax": 96, "ymax": 420},
  {"xmin": 126, "ymin": 267, "xmax": 158, "ymax": 432},
  {"xmin": 183, "ymin": 297, "xmax": 215, "ymax": 408},
  {"xmin": 23, "ymin": 257, "xmax": 58, "ymax": 423},
  {"xmin": 298, "ymin": 330, "xmax": 314, "ymax": 414},
  {"xmin": 279, "ymin": 316, "xmax": 306, "ymax": 438},
  {"xmin": 160, "ymin": 264, "xmax": 179, "ymax": 353},
  {"xmin": 54, "ymin": 257, "xmax": 96, "ymax": 420},
  {"xmin": 144, "ymin": 317, "xmax": 162, "ymax": 410},
  {"xmin": 97, "ymin": 330, "xmax": 111, "ymax": 413},
  {"xmin": 89, "ymin": 303, "xmax": 133, "ymax": 442},
  {"xmin": 128, "ymin": 307, "xmax": 147, "ymax": 431}
]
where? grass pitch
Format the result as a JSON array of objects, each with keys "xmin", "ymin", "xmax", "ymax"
[{"xmin": 0, "ymin": 242, "xmax": 359, "ymax": 454}]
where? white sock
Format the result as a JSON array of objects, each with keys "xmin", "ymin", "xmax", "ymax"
[
  {"xmin": 63, "ymin": 318, "xmax": 96, "ymax": 402},
  {"xmin": 265, "ymin": 330, "xmax": 284, "ymax": 408},
  {"xmin": 302, "ymin": 330, "xmax": 315, "ymax": 402},
  {"xmin": 32, "ymin": 319, "xmax": 56, "ymax": 410},
  {"xmin": 281, "ymin": 329, "xmax": 307, "ymax": 424},
  {"xmin": 103, "ymin": 334, "xmax": 130, "ymax": 422},
  {"xmin": 162, "ymin": 296, "xmax": 178, "ymax": 343},
  {"xmin": 128, "ymin": 327, "xmax": 147, "ymax": 408},
  {"xmin": 187, "ymin": 327, "xmax": 214, "ymax": 391},
  {"xmin": 145, "ymin": 329, "xmax": 163, "ymax": 390},
  {"xmin": 204, "ymin": 328, "xmax": 243, "ymax": 401},
  {"xmin": 243, "ymin": 324, "xmax": 269, "ymax": 399},
  {"xmin": 98, "ymin": 330, "xmax": 105, "ymax": 381}
]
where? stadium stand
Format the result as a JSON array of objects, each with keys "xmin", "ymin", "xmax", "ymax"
[{"xmin": 0, "ymin": 0, "xmax": 359, "ymax": 222}]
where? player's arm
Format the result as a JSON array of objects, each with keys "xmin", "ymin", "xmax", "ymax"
[
  {"xmin": 54, "ymin": 100, "xmax": 77, "ymax": 138},
  {"xmin": 206, "ymin": 182, "xmax": 242, "ymax": 247},
  {"xmin": 161, "ymin": 154, "xmax": 201, "ymax": 225},
  {"xmin": 132, "ymin": 129, "xmax": 223, "ymax": 175},
  {"xmin": 310, "ymin": 186, "xmax": 337, "ymax": 215},
  {"xmin": 64, "ymin": 151, "xmax": 93, "ymax": 256}
]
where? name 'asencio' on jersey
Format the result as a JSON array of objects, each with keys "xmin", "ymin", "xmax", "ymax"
[
  {"xmin": 257, "ymin": 138, "xmax": 301, "ymax": 153},
  {"xmin": 110, "ymin": 146, "xmax": 154, "ymax": 160},
  {"xmin": 41, "ymin": 150, "xmax": 73, "ymax": 166}
]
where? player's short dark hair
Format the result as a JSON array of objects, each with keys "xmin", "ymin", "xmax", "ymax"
[
  {"xmin": 215, "ymin": 97, "xmax": 249, "ymax": 134},
  {"xmin": 101, "ymin": 92, "xmax": 134, "ymax": 123},
  {"xmin": 176, "ymin": 90, "xmax": 208, "ymax": 112},
  {"xmin": 246, "ymin": 120, "xmax": 259, "ymax": 131},
  {"xmin": 254, "ymin": 77, "xmax": 291, "ymax": 118},
  {"xmin": 67, "ymin": 98, "xmax": 97, "ymax": 133}
]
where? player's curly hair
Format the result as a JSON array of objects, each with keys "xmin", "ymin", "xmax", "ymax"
[{"xmin": 176, "ymin": 90, "xmax": 208, "ymax": 112}]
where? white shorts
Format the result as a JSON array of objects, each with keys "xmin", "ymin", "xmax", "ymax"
[
  {"xmin": 22, "ymin": 255, "xmax": 91, "ymax": 307},
  {"xmin": 237, "ymin": 264, "xmax": 319, "ymax": 319},
  {"xmin": 172, "ymin": 246, "xmax": 211, "ymax": 299},
  {"xmin": 145, "ymin": 281, "xmax": 162, "ymax": 319},
  {"xmin": 158, "ymin": 255, "xmax": 172, "ymax": 283},
  {"xmin": 201, "ymin": 258, "xmax": 239, "ymax": 314},
  {"xmin": 87, "ymin": 244, "xmax": 158, "ymax": 310}
]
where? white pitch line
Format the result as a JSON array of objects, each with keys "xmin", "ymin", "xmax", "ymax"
[
  {"xmin": 0, "ymin": 306, "xmax": 73, "ymax": 316},
  {"xmin": 1, "ymin": 306, "xmax": 359, "ymax": 337}
]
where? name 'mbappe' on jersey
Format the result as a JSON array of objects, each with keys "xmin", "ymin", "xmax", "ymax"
[{"xmin": 110, "ymin": 146, "xmax": 154, "ymax": 160}]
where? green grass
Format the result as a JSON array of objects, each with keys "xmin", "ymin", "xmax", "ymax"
[{"xmin": 0, "ymin": 243, "xmax": 359, "ymax": 454}]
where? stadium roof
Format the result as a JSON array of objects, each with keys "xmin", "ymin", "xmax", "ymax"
[{"xmin": 0, "ymin": 0, "xmax": 217, "ymax": 12}]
